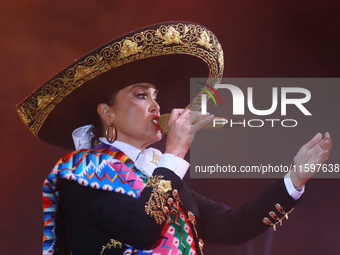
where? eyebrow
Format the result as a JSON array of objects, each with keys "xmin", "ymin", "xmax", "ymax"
[{"xmin": 129, "ymin": 84, "xmax": 159, "ymax": 94}]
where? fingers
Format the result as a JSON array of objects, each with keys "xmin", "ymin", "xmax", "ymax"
[
  {"xmin": 315, "ymin": 132, "xmax": 332, "ymax": 163},
  {"xmin": 179, "ymin": 109, "xmax": 190, "ymax": 121},
  {"xmin": 169, "ymin": 108, "xmax": 189, "ymax": 121},
  {"xmin": 322, "ymin": 132, "xmax": 332, "ymax": 161},
  {"xmin": 166, "ymin": 109, "xmax": 213, "ymax": 149},
  {"xmin": 165, "ymin": 109, "xmax": 191, "ymax": 158},
  {"xmin": 322, "ymin": 142, "xmax": 330, "ymax": 161},
  {"xmin": 191, "ymin": 113, "xmax": 214, "ymax": 133},
  {"xmin": 169, "ymin": 109, "xmax": 209, "ymax": 128},
  {"xmin": 190, "ymin": 111, "xmax": 202, "ymax": 124},
  {"xmin": 168, "ymin": 109, "xmax": 190, "ymax": 132},
  {"xmin": 324, "ymin": 132, "xmax": 332, "ymax": 151},
  {"xmin": 169, "ymin": 110, "xmax": 214, "ymax": 133},
  {"xmin": 303, "ymin": 132, "xmax": 323, "ymax": 150},
  {"xmin": 306, "ymin": 132, "xmax": 332, "ymax": 164}
]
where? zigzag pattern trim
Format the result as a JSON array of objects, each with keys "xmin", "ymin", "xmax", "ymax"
[
  {"xmin": 42, "ymin": 147, "xmax": 145, "ymax": 254},
  {"xmin": 42, "ymin": 143, "xmax": 197, "ymax": 255}
]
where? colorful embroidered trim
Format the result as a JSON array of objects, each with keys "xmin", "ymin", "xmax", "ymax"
[
  {"xmin": 43, "ymin": 145, "xmax": 145, "ymax": 254},
  {"xmin": 43, "ymin": 143, "xmax": 197, "ymax": 255}
]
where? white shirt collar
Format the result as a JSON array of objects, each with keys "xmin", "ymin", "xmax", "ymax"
[
  {"xmin": 72, "ymin": 126, "xmax": 188, "ymax": 179},
  {"xmin": 98, "ymin": 138, "xmax": 141, "ymax": 163}
]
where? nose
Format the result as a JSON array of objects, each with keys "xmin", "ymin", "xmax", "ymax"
[{"xmin": 149, "ymin": 97, "xmax": 160, "ymax": 114}]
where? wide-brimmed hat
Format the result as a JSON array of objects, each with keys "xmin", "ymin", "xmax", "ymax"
[{"xmin": 16, "ymin": 21, "xmax": 224, "ymax": 149}]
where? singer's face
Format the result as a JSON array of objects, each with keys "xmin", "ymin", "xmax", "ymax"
[{"xmin": 107, "ymin": 83, "xmax": 162, "ymax": 150}]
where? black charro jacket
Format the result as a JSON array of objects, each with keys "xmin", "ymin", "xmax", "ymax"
[{"xmin": 54, "ymin": 167, "xmax": 299, "ymax": 255}]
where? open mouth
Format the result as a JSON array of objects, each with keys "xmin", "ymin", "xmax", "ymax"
[{"xmin": 152, "ymin": 115, "xmax": 161, "ymax": 130}]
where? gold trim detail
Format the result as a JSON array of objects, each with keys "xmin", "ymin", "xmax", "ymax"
[
  {"xmin": 145, "ymin": 175, "xmax": 173, "ymax": 224},
  {"xmin": 263, "ymin": 217, "xmax": 277, "ymax": 231},
  {"xmin": 263, "ymin": 204, "xmax": 294, "ymax": 231},
  {"xmin": 73, "ymin": 54, "xmax": 105, "ymax": 81},
  {"xmin": 197, "ymin": 30, "xmax": 212, "ymax": 50},
  {"xmin": 269, "ymin": 211, "xmax": 282, "ymax": 226},
  {"xmin": 275, "ymin": 203, "xmax": 294, "ymax": 220},
  {"xmin": 150, "ymin": 150, "xmax": 161, "ymax": 165},
  {"xmin": 199, "ymin": 238, "xmax": 204, "ymax": 254},
  {"xmin": 37, "ymin": 95, "xmax": 55, "ymax": 109},
  {"xmin": 119, "ymin": 39, "xmax": 143, "ymax": 59},
  {"xmin": 188, "ymin": 211, "xmax": 204, "ymax": 255},
  {"xmin": 187, "ymin": 211, "xmax": 196, "ymax": 226},
  {"xmin": 16, "ymin": 23, "xmax": 224, "ymax": 136},
  {"xmin": 100, "ymin": 239, "xmax": 123, "ymax": 255},
  {"xmin": 172, "ymin": 189, "xmax": 182, "ymax": 204}
]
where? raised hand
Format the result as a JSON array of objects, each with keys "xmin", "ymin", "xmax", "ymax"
[
  {"xmin": 290, "ymin": 132, "xmax": 332, "ymax": 188},
  {"xmin": 164, "ymin": 109, "xmax": 214, "ymax": 158}
]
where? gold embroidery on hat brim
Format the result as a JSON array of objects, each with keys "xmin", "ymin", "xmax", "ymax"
[{"xmin": 16, "ymin": 22, "xmax": 224, "ymax": 139}]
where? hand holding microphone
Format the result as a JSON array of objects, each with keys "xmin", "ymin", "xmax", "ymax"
[{"xmin": 159, "ymin": 112, "xmax": 226, "ymax": 131}]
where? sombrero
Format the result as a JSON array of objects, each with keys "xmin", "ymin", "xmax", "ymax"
[{"xmin": 16, "ymin": 21, "xmax": 224, "ymax": 149}]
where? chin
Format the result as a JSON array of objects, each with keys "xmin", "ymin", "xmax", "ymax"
[
  {"xmin": 151, "ymin": 130, "xmax": 163, "ymax": 143},
  {"xmin": 154, "ymin": 131, "xmax": 163, "ymax": 142},
  {"xmin": 144, "ymin": 131, "xmax": 162, "ymax": 146}
]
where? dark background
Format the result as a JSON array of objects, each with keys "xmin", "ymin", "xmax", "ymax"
[{"xmin": 1, "ymin": 1, "xmax": 340, "ymax": 254}]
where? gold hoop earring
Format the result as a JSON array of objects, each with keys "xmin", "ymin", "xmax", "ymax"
[{"xmin": 105, "ymin": 124, "xmax": 117, "ymax": 143}]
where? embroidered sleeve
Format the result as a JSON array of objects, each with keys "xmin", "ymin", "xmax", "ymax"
[{"xmin": 144, "ymin": 175, "xmax": 181, "ymax": 225}]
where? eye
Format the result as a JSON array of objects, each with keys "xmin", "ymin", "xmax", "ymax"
[{"xmin": 136, "ymin": 92, "xmax": 147, "ymax": 99}]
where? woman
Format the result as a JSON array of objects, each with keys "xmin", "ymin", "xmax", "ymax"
[
  {"xmin": 53, "ymin": 82, "xmax": 215, "ymax": 254},
  {"xmin": 16, "ymin": 22, "xmax": 331, "ymax": 255}
]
